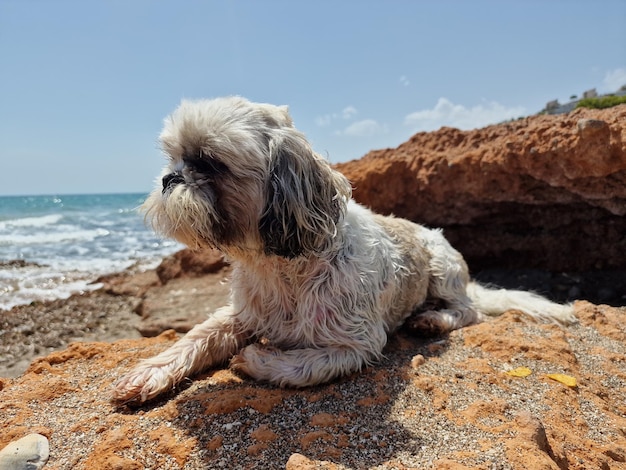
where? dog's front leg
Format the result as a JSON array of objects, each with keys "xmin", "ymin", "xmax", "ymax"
[
  {"xmin": 231, "ymin": 344, "xmax": 374, "ymax": 387},
  {"xmin": 112, "ymin": 305, "xmax": 246, "ymax": 403}
]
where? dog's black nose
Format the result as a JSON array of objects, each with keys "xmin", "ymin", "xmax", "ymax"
[{"xmin": 162, "ymin": 172, "xmax": 185, "ymax": 192}]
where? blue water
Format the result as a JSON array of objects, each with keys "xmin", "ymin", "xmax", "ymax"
[{"xmin": 0, "ymin": 193, "xmax": 182, "ymax": 310}]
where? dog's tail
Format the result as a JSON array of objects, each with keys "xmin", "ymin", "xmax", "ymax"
[{"xmin": 466, "ymin": 281, "xmax": 577, "ymax": 325}]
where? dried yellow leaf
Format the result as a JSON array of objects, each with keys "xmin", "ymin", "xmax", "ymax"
[
  {"xmin": 546, "ymin": 373, "xmax": 577, "ymax": 387},
  {"xmin": 506, "ymin": 367, "xmax": 532, "ymax": 378}
]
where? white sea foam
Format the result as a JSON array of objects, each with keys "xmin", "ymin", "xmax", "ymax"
[
  {"xmin": 0, "ymin": 252, "xmax": 174, "ymax": 311},
  {"xmin": 0, "ymin": 263, "xmax": 103, "ymax": 310},
  {"xmin": 0, "ymin": 193, "xmax": 183, "ymax": 310},
  {"xmin": 0, "ymin": 228, "xmax": 110, "ymax": 246},
  {"xmin": 0, "ymin": 213, "xmax": 63, "ymax": 229}
]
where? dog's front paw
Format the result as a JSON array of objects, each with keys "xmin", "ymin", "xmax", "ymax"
[
  {"xmin": 112, "ymin": 364, "xmax": 174, "ymax": 404},
  {"xmin": 230, "ymin": 343, "xmax": 280, "ymax": 381}
]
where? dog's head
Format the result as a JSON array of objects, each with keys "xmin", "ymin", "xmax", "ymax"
[{"xmin": 144, "ymin": 96, "xmax": 352, "ymax": 258}]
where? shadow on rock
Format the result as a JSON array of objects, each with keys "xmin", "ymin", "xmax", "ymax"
[{"xmin": 166, "ymin": 331, "xmax": 448, "ymax": 468}]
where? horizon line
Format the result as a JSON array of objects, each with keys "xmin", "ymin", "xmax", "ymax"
[{"xmin": 0, "ymin": 190, "xmax": 152, "ymax": 198}]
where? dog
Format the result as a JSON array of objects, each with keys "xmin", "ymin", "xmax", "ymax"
[{"xmin": 112, "ymin": 96, "xmax": 576, "ymax": 403}]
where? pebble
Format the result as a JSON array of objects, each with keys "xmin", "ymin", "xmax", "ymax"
[
  {"xmin": 576, "ymin": 118, "xmax": 608, "ymax": 136},
  {"xmin": 0, "ymin": 434, "xmax": 49, "ymax": 470},
  {"xmin": 411, "ymin": 354, "xmax": 426, "ymax": 369}
]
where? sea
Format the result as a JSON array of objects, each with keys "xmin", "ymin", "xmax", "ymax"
[{"xmin": 0, "ymin": 193, "xmax": 183, "ymax": 311}]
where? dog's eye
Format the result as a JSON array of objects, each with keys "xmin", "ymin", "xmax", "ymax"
[{"xmin": 185, "ymin": 156, "xmax": 229, "ymax": 176}]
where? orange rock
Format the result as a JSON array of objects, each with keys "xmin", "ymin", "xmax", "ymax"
[
  {"xmin": 336, "ymin": 105, "xmax": 626, "ymax": 272},
  {"xmin": 310, "ymin": 413, "xmax": 334, "ymax": 427},
  {"xmin": 286, "ymin": 453, "xmax": 338, "ymax": 469},
  {"xmin": 250, "ymin": 424, "xmax": 278, "ymax": 442},
  {"xmin": 156, "ymin": 248, "xmax": 227, "ymax": 283},
  {"xmin": 206, "ymin": 435, "xmax": 223, "ymax": 451},
  {"xmin": 300, "ymin": 430, "xmax": 333, "ymax": 450}
]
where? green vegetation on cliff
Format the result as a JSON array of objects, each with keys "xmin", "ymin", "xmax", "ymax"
[{"xmin": 576, "ymin": 94, "xmax": 626, "ymax": 110}]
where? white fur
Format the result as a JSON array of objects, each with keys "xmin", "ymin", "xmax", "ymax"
[{"xmin": 112, "ymin": 96, "xmax": 576, "ymax": 403}]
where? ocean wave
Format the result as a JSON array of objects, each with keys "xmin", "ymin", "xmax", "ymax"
[
  {"xmin": 0, "ymin": 256, "xmax": 162, "ymax": 311},
  {"xmin": 0, "ymin": 213, "xmax": 63, "ymax": 229},
  {"xmin": 0, "ymin": 193, "xmax": 182, "ymax": 310},
  {"xmin": 0, "ymin": 265, "xmax": 103, "ymax": 311},
  {"xmin": 0, "ymin": 247, "xmax": 180, "ymax": 311},
  {"xmin": 0, "ymin": 227, "xmax": 111, "ymax": 246}
]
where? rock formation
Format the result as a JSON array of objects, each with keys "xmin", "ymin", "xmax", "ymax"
[
  {"xmin": 101, "ymin": 249, "xmax": 232, "ymax": 337},
  {"xmin": 335, "ymin": 105, "xmax": 626, "ymax": 273}
]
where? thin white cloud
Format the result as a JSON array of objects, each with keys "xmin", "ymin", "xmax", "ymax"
[
  {"xmin": 342, "ymin": 106, "xmax": 357, "ymax": 119},
  {"xmin": 315, "ymin": 115, "xmax": 333, "ymax": 127},
  {"xmin": 315, "ymin": 105, "xmax": 358, "ymax": 127},
  {"xmin": 603, "ymin": 67, "xmax": 626, "ymax": 92},
  {"xmin": 399, "ymin": 75, "xmax": 410, "ymax": 87},
  {"xmin": 340, "ymin": 119, "xmax": 387, "ymax": 137},
  {"xmin": 404, "ymin": 98, "xmax": 526, "ymax": 132}
]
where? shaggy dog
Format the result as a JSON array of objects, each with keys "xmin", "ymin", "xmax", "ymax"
[{"xmin": 113, "ymin": 96, "xmax": 575, "ymax": 403}]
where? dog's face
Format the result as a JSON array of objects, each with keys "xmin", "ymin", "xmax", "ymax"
[{"xmin": 143, "ymin": 96, "xmax": 352, "ymax": 258}]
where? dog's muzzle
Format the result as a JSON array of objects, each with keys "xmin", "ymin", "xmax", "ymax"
[{"xmin": 162, "ymin": 172, "xmax": 185, "ymax": 193}]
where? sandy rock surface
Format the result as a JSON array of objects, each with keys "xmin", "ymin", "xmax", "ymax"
[{"xmin": 1, "ymin": 302, "xmax": 625, "ymax": 469}]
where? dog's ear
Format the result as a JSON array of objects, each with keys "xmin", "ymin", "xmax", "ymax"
[
  {"xmin": 256, "ymin": 104, "xmax": 293, "ymax": 128},
  {"xmin": 259, "ymin": 132, "xmax": 351, "ymax": 258}
]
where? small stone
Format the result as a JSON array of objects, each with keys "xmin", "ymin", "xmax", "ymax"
[
  {"xmin": 411, "ymin": 354, "xmax": 426, "ymax": 369},
  {"xmin": 0, "ymin": 433, "xmax": 49, "ymax": 470},
  {"xmin": 310, "ymin": 413, "xmax": 336, "ymax": 427},
  {"xmin": 577, "ymin": 118, "xmax": 608, "ymax": 135},
  {"xmin": 250, "ymin": 425, "xmax": 278, "ymax": 443},
  {"xmin": 286, "ymin": 453, "xmax": 316, "ymax": 470}
]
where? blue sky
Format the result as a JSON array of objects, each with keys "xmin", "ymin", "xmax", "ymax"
[{"xmin": 1, "ymin": 1, "xmax": 625, "ymax": 196}]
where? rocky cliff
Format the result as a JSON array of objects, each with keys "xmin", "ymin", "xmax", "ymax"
[{"xmin": 336, "ymin": 105, "xmax": 626, "ymax": 273}]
